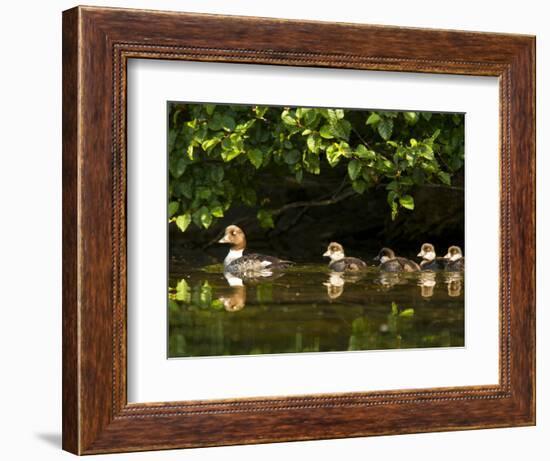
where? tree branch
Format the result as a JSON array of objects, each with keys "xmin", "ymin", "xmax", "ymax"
[
  {"xmin": 270, "ymin": 188, "xmax": 357, "ymax": 216},
  {"xmin": 418, "ymin": 183, "xmax": 464, "ymax": 191},
  {"xmin": 351, "ymin": 127, "xmax": 373, "ymax": 150}
]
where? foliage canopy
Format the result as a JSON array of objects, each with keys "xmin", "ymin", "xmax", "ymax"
[{"xmin": 168, "ymin": 103, "xmax": 464, "ymax": 232}]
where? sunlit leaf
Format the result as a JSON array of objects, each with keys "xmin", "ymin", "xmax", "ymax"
[
  {"xmin": 399, "ymin": 194, "xmax": 415, "ymax": 210},
  {"xmin": 366, "ymin": 113, "xmax": 381, "ymax": 125},
  {"xmin": 175, "ymin": 213, "xmax": 191, "ymax": 232},
  {"xmin": 319, "ymin": 124, "xmax": 334, "ymax": 139}
]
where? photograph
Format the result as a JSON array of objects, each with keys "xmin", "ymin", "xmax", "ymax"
[
  {"xmin": 50, "ymin": 3, "xmax": 537, "ymax": 456},
  {"xmin": 167, "ymin": 102, "xmax": 465, "ymax": 358}
]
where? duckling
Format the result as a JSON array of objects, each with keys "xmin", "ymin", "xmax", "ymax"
[
  {"xmin": 374, "ymin": 247, "xmax": 420, "ymax": 272},
  {"xmin": 322, "ymin": 242, "xmax": 367, "ymax": 272},
  {"xmin": 218, "ymin": 225, "xmax": 293, "ymax": 275},
  {"xmin": 417, "ymin": 243, "xmax": 448, "ymax": 271},
  {"xmin": 443, "ymin": 245, "xmax": 465, "ymax": 272}
]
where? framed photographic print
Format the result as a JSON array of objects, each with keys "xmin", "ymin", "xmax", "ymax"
[{"xmin": 62, "ymin": 5, "xmax": 535, "ymax": 455}]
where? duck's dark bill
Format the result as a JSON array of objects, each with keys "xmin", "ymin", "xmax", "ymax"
[{"xmin": 167, "ymin": 102, "xmax": 465, "ymax": 358}]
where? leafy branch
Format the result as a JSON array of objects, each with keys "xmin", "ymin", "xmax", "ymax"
[{"xmin": 168, "ymin": 104, "xmax": 464, "ymax": 232}]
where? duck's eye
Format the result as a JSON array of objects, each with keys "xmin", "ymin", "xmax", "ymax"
[{"xmin": 231, "ymin": 231, "xmax": 236, "ymax": 235}]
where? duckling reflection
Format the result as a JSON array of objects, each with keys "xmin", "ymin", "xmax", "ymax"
[
  {"xmin": 219, "ymin": 272, "xmax": 247, "ymax": 312},
  {"xmin": 323, "ymin": 271, "xmax": 364, "ymax": 299},
  {"xmin": 376, "ymin": 271, "xmax": 406, "ymax": 290},
  {"xmin": 444, "ymin": 272, "xmax": 463, "ymax": 297},
  {"xmin": 418, "ymin": 271, "xmax": 437, "ymax": 298},
  {"xmin": 324, "ymin": 272, "xmax": 345, "ymax": 299}
]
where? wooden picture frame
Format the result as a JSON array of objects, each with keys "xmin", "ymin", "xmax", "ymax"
[{"xmin": 62, "ymin": 5, "xmax": 536, "ymax": 455}]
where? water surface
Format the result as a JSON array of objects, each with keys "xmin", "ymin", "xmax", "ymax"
[{"xmin": 168, "ymin": 263, "xmax": 464, "ymax": 358}]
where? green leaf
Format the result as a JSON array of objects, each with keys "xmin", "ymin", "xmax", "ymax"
[
  {"xmin": 399, "ymin": 176, "xmax": 414, "ymax": 186},
  {"xmin": 355, "ymin": 144, "xmax": 375, "ymax": 159},
  {"xmin": 201, "ymin": 137, "xmax": 221, "ymax": 151},
  {"xmin": 307, "ymin": 133, "xmax": 321, "ymax": 153},
  {"xmin": 284, "ymin": 149, "xmax": 301, "ymax": 164},
  {"xmin": 168, "ymin": 201, "xmax": 179, "ymax": 218},
  {"xmin": 319, "ymin": 124, "xmax": 334, "ymax": 139},
  {"xmin": 210, "ymin": 165, "xmax": 224, "ymax": 182},
  {"xmin": 352, "ymin": 179, "xmax": 367, "ymax": 194},
  {"xmin": 210, "ymin": 205, "xmax": 224, "ymax": 218},
  {"xmin": 175, "ymin": 213, "xmax": 191, "ymax": 232},
  {"xmin": 247, "ymin": 148, "xmax": 263, "ymax": 168},
  {"xmin": 303, "ymin": 152, "xmax": 320, "ymax": 174},
  {"xmin": 196, "ymin": 187, "xmax": 211, "ymax": 200},
  {"xmin": 391, "ymin": 201, "xmax": 398, "ymax": 220},
  {"xmin": 281, "ymin": 110, "xmax": 297, "ymax": 126},
  {"xmin": 387, "ymin": 190, "xmax": 398, "ymax": 206},
  {"xmin": 437, "ymin": 171, "xmax": 451, "ymax": 185},
  {"xmin": 331, "ymin": 119, "xmax": 351, "ymax": 140},
  {"xmin": 421, "ymin": 112, "xmax": 432, "ymax": 121},
  {"xmin": 221, "ymin": 115, "xmax": 236, "ymax": 131},
  {"xmin": 177, "ymin": 180, "xmax": 193, "ymax": 199},
  {"xmin": 399, "ymin": 194, "xmax": 415, "ymax": 210},
  {"xmin": 303, "ymin": 110, "xmax": 319, "ymax": 127},
  {"xmin": 204, "ymin": 104, "xmax": 216, "ymax": 115},
  {"xmin": 326, "ymin": 144, "xmax": 342, "ymax": 167},
  {"xmin": 347, "ymin": 159, "xmax": 362, "ymax": 180},
  {"xmin": 399, "ymin": 308, "xmax": 415, "ymax": 317},
  {"xmin": 186, "ymin": 144, "xmax": 195, "ymax": 160},
  {"xmin": 169, "ymin": 157, "xmax": 187, "ymax": 178},
  {"xmin": 199, "ymin": 207, "xmax": 212, "ymax": 229},
  {"xmin": 168, "ymin": 129, "xmax": 178, "ymax": 151},
  {"xmin": 254, "ymin": 106, "xmax": 268, "ymax": 118},
  {"xmin": 404, "ymin": 112, "xmax": 419, "ymax": 125},
  {"xmin": 221, "ymin": 149, "xmax": 241, "ymax": 162},
  {"xmin": 378, "ymin": 118, "xmax": 394, "ymax": 140},
  {"xmin": 257, "ymin": 209, "xmax": 275, "ymax": 228},
  {"xmin": 366, "ymin": 113, "xmax": 381, "ymax": 125}
]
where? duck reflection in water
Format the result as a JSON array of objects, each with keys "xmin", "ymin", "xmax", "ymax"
[
  {"xmin": 376, "ymin": 272, "xmax": 407, "ymax": 290},
  {"xmin": 219, "ymin": 272, "xmax": 247, "ymax": 312},
  {"xmin": 220, "ymin": 271, "xmax": 286, "ymax": 312},
  {"xmin": 323, "ymin": 271, "xmax": 366, "ymax": 300},
  {"xmin": 324, "ymin": 272, "xmax": 345, "ymax": 299},
  {"xmin": 418, "ymin": 271, "xmax": 437, "ymax": 298},
  {"xmin": 445, "ymin": 272, "xmax": 463, "ymax": 297}
]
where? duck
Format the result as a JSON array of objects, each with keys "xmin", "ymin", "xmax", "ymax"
[
  {"xmin": 443, "ymin": 245, "xmax": 465, "ymax": 271},
  {"xmin": 417, "ymin": 243, "xmax": 448, "ymax": 271},
  {"xmin": 374, "ymin": 247, "xmax": 420, "ymax": 272},
  {"xmin": 322, "ymin": 242, "xmax": 367, "ymax": 272},
  {"xmin": 218, "ymin": 225, "xmax": 293, "ymax": 275}
]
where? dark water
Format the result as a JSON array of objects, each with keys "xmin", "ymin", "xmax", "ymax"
[{"xmin": 168, "ymin": 263, "xmax": 464, "ymax": 358}]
